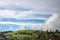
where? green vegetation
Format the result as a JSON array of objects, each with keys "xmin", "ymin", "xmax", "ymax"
[{"xmin": 0, "ymin": 30, "xmax": 60, "ymax": 40}]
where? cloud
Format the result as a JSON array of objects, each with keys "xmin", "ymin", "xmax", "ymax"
[
  {"xmin": 44, "ymin": 12, "xmax": 60, "ymax": 31},
  {"xmin": 0, "ymin": 21, "xmax": 44, "ymax": 31},
  {"xmin": 0, "ymin": 0, "xmax": 60, "ymax": 31},
  {"xmin": 0, "ymin": 0, "xmax": 60, "ymax": 12},
  {"xmin": 0, "ymin": 21, "xmax": 43, "ymax": 25},
  {"xmin": 0, "ymin": 9, "xmax": 50, "ymax": 20},
  {"xmin": 0, "ymin": 9, "xmax": 32, "ymax": 18}
]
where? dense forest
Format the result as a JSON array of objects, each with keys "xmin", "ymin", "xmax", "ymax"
[{"xmin": 0, "ymin": 30, "xmax": 60, "ymax": 40}]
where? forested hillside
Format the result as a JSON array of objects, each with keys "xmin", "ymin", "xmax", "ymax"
[{"xmin": 0, "ymin": 30, "xmax": 60, "ymax": 40}]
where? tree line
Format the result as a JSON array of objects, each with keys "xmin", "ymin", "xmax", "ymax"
[{"xmin": 0, "ymin": 30, "xmax": 60, "ymax": 40}]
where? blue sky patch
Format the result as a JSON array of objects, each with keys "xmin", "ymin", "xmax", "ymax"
[{"xmin": 2, "ymin": 18, "xmax": 45, "ymax": 23}]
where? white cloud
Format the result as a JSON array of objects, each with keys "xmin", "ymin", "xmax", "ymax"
[
  {"xmin": 0, "ymin": 9, "xmax": 32, "ymax": 18},
  {"xmin": 44, "ymin": 12, "xmax": 60, "ymax": 31},
  {"xmin": 15, "ymin": 23, "xmax": 44, "ymax": 30},
  {"xmin": 0, "ymin": 10, "xmax": 15, "ymax": 18},
  {"xmin": 0, "ymin": 9, "xmax": 49, "ymax": 20},
  {"xmin": 0, "ymin": 0, "xmax": 60, "ymax": 31},
  {"xmin": 0, "ymin": 21, "xmax": 43, "ymax": 25},
  {"xmin": 0, "ymin": 0, "xmax": 60, "ymax": 12},
  {"xmin": 0, "ymin": 21, "xmax": 44, "ymax": 30}
]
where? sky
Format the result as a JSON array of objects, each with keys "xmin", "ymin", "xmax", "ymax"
[{"xmin": 0, "ymin": 0, "xmax": 60, "ymax": 31}]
